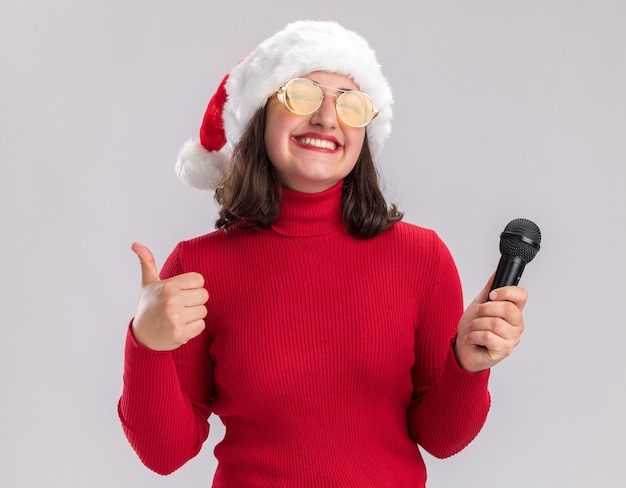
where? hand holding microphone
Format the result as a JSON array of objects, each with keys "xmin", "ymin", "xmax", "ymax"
[
  {"xmin": 131, "ymin": 242, "xmax": 209, "ymax": 351},
  {"xmin": 455, "ymin": 219, "xmax": 541, "ymax": 372}
]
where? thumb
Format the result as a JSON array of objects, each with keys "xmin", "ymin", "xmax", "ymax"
[
  {"xmin": 470, "ymin": 272, "xmax": 496, "ymax": 306},
  {"xmin": 131, "ymin": 242, "xmax": 160, "ymax": 285}
]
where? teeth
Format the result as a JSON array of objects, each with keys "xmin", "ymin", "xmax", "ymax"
[{"xmin": 297, "ymin": 137, "xmax": 337, "ymax": 150}]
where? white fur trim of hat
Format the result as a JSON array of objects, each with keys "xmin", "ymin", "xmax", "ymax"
[{"xmin": 175, "ymin": 20, "xmax": 393, "ymax": 190}]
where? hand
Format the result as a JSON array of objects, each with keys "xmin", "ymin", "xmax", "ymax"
[
  {"xmin": 130, "ymin": 242, "xmax": 209, "ymax": 351},
  {"xmin": 454, "ymin": 275, "xmax": 527, "ymax": 372}
]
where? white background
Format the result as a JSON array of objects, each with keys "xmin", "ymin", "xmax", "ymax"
[{"xmin": 1, "ymin": 1, "xmax": 624, "ymax": 487}]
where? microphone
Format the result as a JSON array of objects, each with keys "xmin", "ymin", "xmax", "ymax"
[{"xmin": 491, "ymin": 218, "xmax": 542, "ymax": 292}]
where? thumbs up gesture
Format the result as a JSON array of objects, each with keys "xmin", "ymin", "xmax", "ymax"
[{"xmin": 130, "ymin": 242, "xmax": 209, "ymax": 351}]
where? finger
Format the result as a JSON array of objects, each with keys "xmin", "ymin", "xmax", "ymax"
[
  {"xmin": 489, "ymin": 285, "xmax": 528, "ymax": 310},
  {"xmin": 468, "ymin": 315, "xmax": 521, "ymax": 341},
  {"xmin": 466, "ymin": 329, "xmax": 518, "ymax": 358},
  {"xmin": 179, "ymin": 287, "xmax": 210, "ymax": 307},
  {"xmin": 181, "ymin": 304, "xmax": 209, "ymax": 325},
  {"xmin": 469, "ymin": 272, "xmax": 496, "ymax": 307},
  {"xmin": 131, "ymin": 242, "xmax": 160, "ymax": 285},
  {"xmin": 474, "ymin": 298, "xmax": 525, "ymax": 332},
  {"xmin": 166, "ymin": 316, "xmax": 207, "ymax": 348},
  {"xmin": 183, "ymin": 318, "xmax": 207, "ymax": 343},
  {"xmin": 174, "ymin": 272, "xmax": 207, "ymax": 291}
]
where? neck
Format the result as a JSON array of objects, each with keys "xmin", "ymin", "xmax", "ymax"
[{"xmin": 271, "ymin": 181, "xmax": 346, "ymax": 237}]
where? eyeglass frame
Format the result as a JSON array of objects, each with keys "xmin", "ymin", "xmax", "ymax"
[{"xmin": 273, "ymin": 78, "xmax": 379, "ymax": 128}]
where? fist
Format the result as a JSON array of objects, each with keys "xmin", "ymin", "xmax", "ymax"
[
  {"xmin": 130, "ymin": 242, "xmax": 209, "ymax": 351},
  {"xmin": 454, "ymin": 275, "xmax": 527, "ymax": 372}
]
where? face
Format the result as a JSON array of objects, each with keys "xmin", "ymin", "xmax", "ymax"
[{"xmin": 264, "ymin": 71, "xmax": 366, "ymax": 194}]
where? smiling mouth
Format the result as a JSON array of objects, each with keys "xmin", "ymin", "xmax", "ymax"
[{"xmin": 295, "ymin": 137, "xmax": 338, "ymax": 151}]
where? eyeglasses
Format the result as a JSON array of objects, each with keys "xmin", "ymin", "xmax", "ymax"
[{"xmin": 275, "ymin": 78, "xmax": 379, "ymax": 128}]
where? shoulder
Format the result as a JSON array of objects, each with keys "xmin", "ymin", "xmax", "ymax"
[
  {"xmin": 178, "ymin": 224, "xmax": 257, "ymax": 249},
  {"xmin": 380, "ymin": 221, "xmax": 459, "ymax": 278},
  {"xmin": 390, "ymin": 220, "xmax": 437, "ymax": 238},
  {"xmin": 390, "ymin": 221, "xmax": 462, "ymax": 295},
  {"xmin": 383, "ymin": 221, "xmax": 450, "ymax": 255},
  {"xmin": 166, "ymin": 225, "xmax": 259, "ymax": 271}
]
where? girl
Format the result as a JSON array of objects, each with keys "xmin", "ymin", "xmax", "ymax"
[{"xmin": 119, "ymin": 20, "xmax": 527, "ymax": 487}]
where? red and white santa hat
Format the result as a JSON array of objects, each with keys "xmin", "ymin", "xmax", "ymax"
[{"xmin": 175, "ymin": 20, "xmax": 393, "ymax": 190}]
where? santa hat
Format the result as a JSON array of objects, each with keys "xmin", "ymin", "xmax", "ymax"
[{"xmin": 175, "ymin": 20, "xmax": 393, "ymax": 190}]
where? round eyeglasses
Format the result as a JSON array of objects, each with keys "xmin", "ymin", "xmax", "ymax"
[{"xmin": 275, "ymin": 78, "xmax": 379, "ymax": 128}]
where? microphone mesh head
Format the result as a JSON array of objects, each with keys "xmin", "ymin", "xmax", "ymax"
[{"xmin": 499, "ymin": 218, "xmax": 542, "ymax": 263}]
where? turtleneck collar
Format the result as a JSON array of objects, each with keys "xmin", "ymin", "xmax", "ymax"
[{"xmin": 271, "ymin": 181, "xmax": 346, "ymax": 237}]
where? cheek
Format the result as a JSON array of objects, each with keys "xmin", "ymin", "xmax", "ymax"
[
  {"xmin": 346, "ymin": 131, "xmax": 366, "ymax": 161},
  {"xmin": 264, "ymin": 121, "xmax": 284, "ymax": 163},
  {"xmin": 264, "ymin": 103, "xmax": 292, "ymax": 159}
]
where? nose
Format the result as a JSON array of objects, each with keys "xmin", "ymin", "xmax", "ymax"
[{"xmin": 310, "ymin": 93, "xmax": 338, "ymax": 128}]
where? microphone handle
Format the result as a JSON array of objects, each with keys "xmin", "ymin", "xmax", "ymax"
[{"xmin": 491, "ymin": 254, "xmax": 526, "ymax": 291}]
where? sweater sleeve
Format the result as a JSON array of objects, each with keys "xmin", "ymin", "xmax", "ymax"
[
  {"xmin": 118, "ymin": 245, "xmax": 214, "ymax": 475},
  {"xmin": 407, "ymin": 233, "xmax": 491, "ymax": 459}
]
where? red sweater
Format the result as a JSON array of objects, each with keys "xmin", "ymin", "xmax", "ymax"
[{"xmin": 118, "ymin": 182, "xmax": 490, "ymax": 487}]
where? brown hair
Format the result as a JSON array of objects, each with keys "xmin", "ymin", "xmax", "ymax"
[{"xmin": 214, "ymin": 107, "xmax": 403, "ymax": 238}]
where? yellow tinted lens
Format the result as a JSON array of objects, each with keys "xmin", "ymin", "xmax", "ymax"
[
  {"xmin": 284, "ymin": 79, "xmax": 322, "ymax": 115},
  {"xmin": 336, "ymin": 91, "xmax": 375, "ymax": 127}
]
